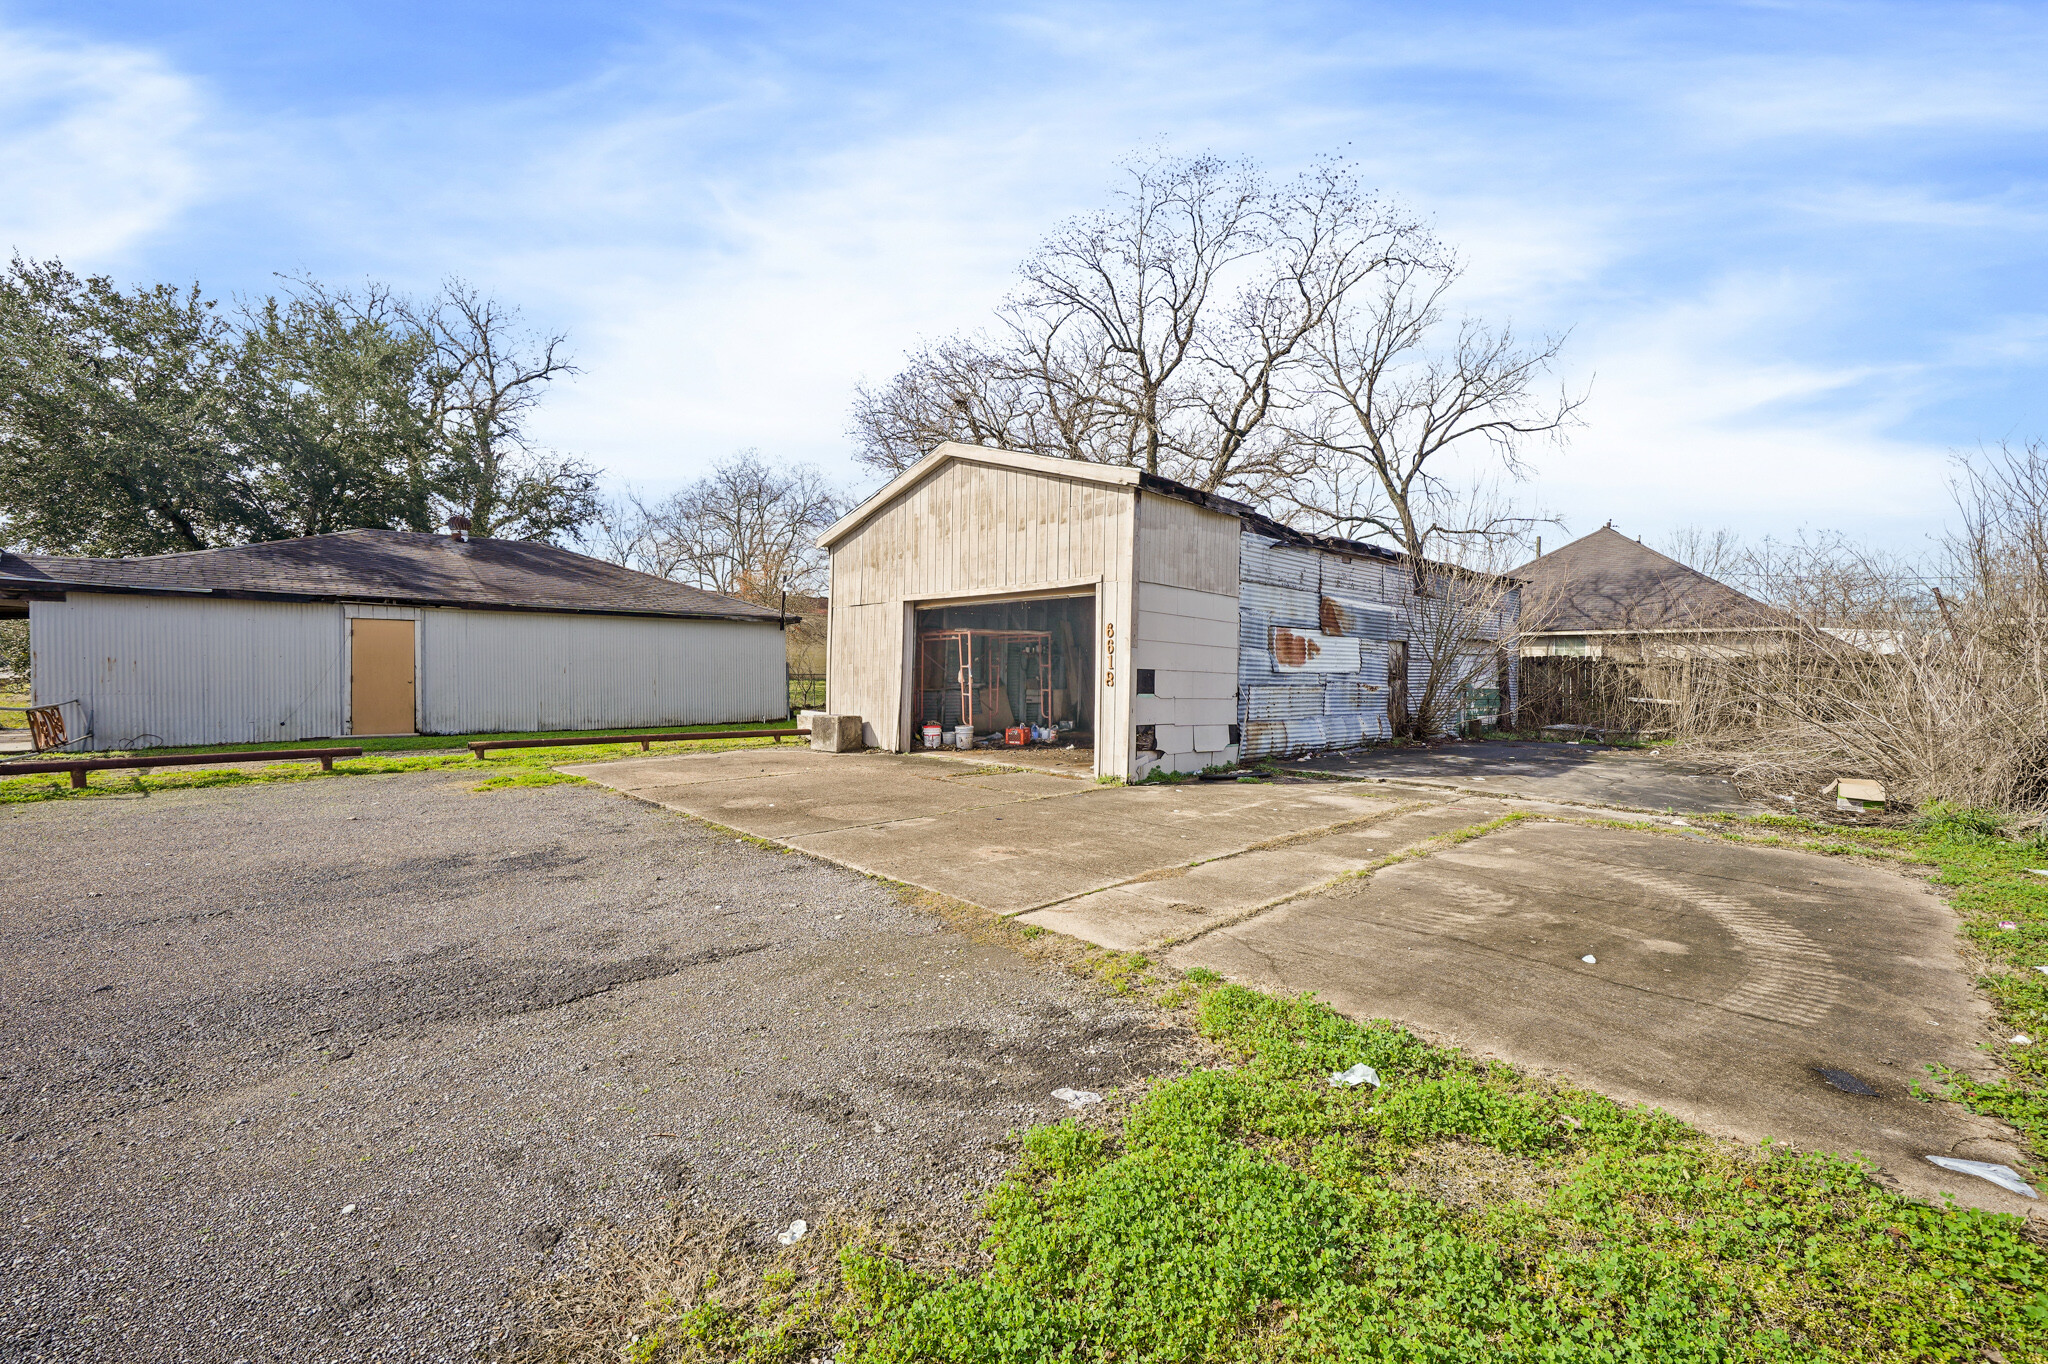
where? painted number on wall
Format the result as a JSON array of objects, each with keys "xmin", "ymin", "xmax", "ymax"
[{"xmin": 1104, "ymin": 621, "xmax": 1115, "ymax": 687}]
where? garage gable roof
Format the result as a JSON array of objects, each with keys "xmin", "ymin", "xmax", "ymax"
[
  {"xmin": 0, "ymin": 531, "xmax": 784, "ymax": 622},
  {"xmin": 819, "ymin": 442, "xmax": 1158, "ymax": 549}
]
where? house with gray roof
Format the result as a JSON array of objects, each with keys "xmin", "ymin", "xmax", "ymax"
[
  {"xmin": 0, "ymin": 527, "xmax": 789, "ymax": 750},
  {"xmin": 1515, "ymin": 526, "xmax": 1791, "ymax": 660}
]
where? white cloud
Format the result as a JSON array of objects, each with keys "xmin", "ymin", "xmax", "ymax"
[
  {"xmin": 0, "ymin": 25, "xmax": 207, "ymax": 262},
  {"xmin": 1536, "ymin": 274, "xmax": 1951, "ymax": 543}
]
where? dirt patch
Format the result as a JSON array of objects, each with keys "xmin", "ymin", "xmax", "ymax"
[{"xmin": 1386, "ymin": 1139, "xmax": 1563, "ymax": 1211}]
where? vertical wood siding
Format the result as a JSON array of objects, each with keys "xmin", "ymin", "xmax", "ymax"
[{"xmin": 826, "ymin": 458, "xmax": 1138, "ymax": 769}]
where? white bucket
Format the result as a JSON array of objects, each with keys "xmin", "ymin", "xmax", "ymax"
[
  {"xmin": 953, "ymin": 725, "xmax": 973, "ymax": 751},
  {"xmin": 921, "ymin": 723, "xmax": 941, "ymax": 749}
]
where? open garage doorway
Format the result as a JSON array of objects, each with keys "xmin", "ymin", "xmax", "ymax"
[{"xmin": 913, "ymin": 595, "xmax": 1094, "ymax": 771}]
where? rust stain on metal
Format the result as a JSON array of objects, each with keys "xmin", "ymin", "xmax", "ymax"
[
  {"xmin": 1272, "ymin": 628, "xmax": 1321, "ymax": 667},
  {"xmin": 1318, "ymin": 596, "xmax": 1348, "ymax": 635}
]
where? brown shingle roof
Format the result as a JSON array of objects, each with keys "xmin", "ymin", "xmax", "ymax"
[
  {"xmin": 0, "ymin": 531, "xmax": 783, "ymax": 622},
  {"xmin": 1515, "ymin": 527, "xmax": 1787, "ymax": 633}
]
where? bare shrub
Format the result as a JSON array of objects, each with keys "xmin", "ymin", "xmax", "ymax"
[{"xmin": 1669, "ymin": 442, "xmax": 2048, "ymax": 814}]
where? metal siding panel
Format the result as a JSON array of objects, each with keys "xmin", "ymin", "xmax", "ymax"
[
  {"xmin": 416, "ymin": 609, "xmax": 785, "ymax": 734},
  {"xmin": 1239, "ymin": 538, "xmax": 1319, "ymax": 590},
  {"xmin": 31, "ymin": 594, "xmax": 343, "ymax": 750},
  {"xmin": 1270, "ymin": 628, "xmax": 1362, "ymax": 673},
  {"xmin": 1245, "ymin": 685, "xmax": 1324, "ymax": 720},
  {"xmin": 1319, "ymin": 592, "xmax": 1401, "ymax": 641}
]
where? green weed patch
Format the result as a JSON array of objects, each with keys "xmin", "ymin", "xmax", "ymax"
[{"xmin": 829, "ymin": 986, "xmax": 2047, "ymax": 1363}]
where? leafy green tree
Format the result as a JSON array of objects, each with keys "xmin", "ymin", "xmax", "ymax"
[
  {"xmin": 0, "ymin": 255, "xmax": 243, "ymax": 554},
  {"xmin": 227, "ymin": 290, "xmax": 439, "ymax": 538},
  {"xmin": 1, "ymin": 259, "xmax": 600, "ymax": 555}
]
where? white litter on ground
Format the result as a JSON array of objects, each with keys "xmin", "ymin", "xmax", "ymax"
[
  {"xmin": 2013, "ymin": 1035, "xmax": 2033, "ymax": 1046},
  {"xmin": 341, "ymin": 1204, "xmax": 356, "ymax": 1215},
  {"xmin": 1581, "ymin": 955, "xmax": 1597, "ymax": 964},
  {"xmin": 1051, "ymin": 1088, "xmax": 1102, "ymax": 1109},
  {"xmin": 1329, "ymin": 1064, "xmax": 1381, "ymax": 1089},
  {"xmin": 777, "ymin": 1218, "xmax": 808, "ymax": 1246},
  {"xmin": 1923, "ymin": 1156, "xmax": 2039, "ymax": 1199}
]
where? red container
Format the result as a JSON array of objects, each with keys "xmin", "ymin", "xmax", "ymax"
[{"xmin": 1003, "ymin": 726, "xmax": 1029, "ymax": 746}]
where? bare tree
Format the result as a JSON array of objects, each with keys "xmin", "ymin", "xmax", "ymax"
[
  {"xmin": 851, "ymin": 152, "xmax": 1432, "ymax": 503},
  {"xmin": 401, "ymin": 280, "xmax": 597, "ymax": 541},
  {"xmin": 1658, "ymin": 525, "xmax": 1744, "ymax": 581},
  {"xmin": 1284, "ymin": 256, "xmax": 1580, "ymax": 588},
  {"xmin": 588, "ymin": 452, "xmax": 844, "ymax": 606}
]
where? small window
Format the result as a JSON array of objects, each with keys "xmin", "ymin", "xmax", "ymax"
[
  {"xmin": 1136, "ymin": 668, "xmax": 1156, "ymax": 696},
  {"xmin": 1135, "ymin": 724, "xmax": 1159, "ymax": 752},
  {"xmin": 1227, "ymin": 724, "xmax": 1240, "ymax": 745}
]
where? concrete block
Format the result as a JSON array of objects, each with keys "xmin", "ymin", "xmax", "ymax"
[
  {"xmin": 1135, "ymin": 639, "xmax": 1237, "ymax": 673},
  {"xmin": 1193, "ymin": 724, "xmax": 1232, "ymax": 751},
  {"xmin": 1172, "ymin": 697, "xmax": 1238, "ymax": 727},
  {"xmin": 809, "ymin": 714, "xmax": 864, "ymax": 752},
  {"xmin": 1137, "ymin": 612, "xmax": 1239, "ymax": 649},
  {"xmin": 1137, "ymin": 582, "xmax": 1241, "ymax": 620},
  {"xmin": 1154, "ymin": 669, "xmax": 1238, "ymax": 700}
]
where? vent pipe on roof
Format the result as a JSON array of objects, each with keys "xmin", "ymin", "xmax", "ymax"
[{"xmin": 445, "ymin": 515, "xmax": 471, "ymax": 543}]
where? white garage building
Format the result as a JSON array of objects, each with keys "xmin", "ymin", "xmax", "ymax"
[
  {"xmin": 0, "ymin": 528, "xmax": 788, "ymax": 751},
  {"xmin": 819, "ymin": 443, "xmax": 1519, "ymax": 782}
]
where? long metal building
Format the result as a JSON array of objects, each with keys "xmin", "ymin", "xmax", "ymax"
[
  {"xmin": 0, "ymin": 528, "xmax": 788, "ymax": 751},
  {"xmin": 818, "ymin": 443, "xmax": 1519, "ymax": 782}
]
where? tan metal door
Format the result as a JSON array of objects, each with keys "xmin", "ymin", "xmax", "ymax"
[
  {"xmin": 1387, "ymin": 639, "xmax": 1409, "ymax": 737},
  {"xmin": 350, "ymin": 618, "xmax": 416, "ymax": 735}
]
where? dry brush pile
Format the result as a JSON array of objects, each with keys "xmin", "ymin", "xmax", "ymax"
[{"xmin": 1668, "ymin": 444, "xmax": 2048, "ymax": 817}]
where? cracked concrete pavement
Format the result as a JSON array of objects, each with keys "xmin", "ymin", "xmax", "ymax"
[{"xmin": 573, "ymin": 743, "xmax": 2039, "ymax": 1218}]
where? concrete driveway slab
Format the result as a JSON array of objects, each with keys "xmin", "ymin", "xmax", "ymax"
[
  {"xmin": 786, "ymin": 782, "xmax": 1405, "ymax": 914},
  {"xmin": 1291, "ymin": 740, "xmax": 1755, "ymax": 813},
  {"xmin": 566, "ymin": 751, "xmax": 1083, "ymax": 839},
  {"xmin": 1169, "ymin": 819, "xmax": 2028, "ymax": 1213},
  {"xmin": 1015, "ymin": 799, "xmax": 1511, "ymax": 951}
]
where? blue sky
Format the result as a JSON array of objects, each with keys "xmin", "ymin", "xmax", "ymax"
[{"xmin": 3, "ymin": 1, "xmax": 2044, "ymax": 553}]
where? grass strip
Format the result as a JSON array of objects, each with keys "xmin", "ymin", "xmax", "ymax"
[{"xmin": 0, "ymin": 731, "xmax": 794, "ymax": 804}]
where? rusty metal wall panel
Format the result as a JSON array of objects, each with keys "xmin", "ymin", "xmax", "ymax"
[
  {"xmin": 30, "ymin": 593, "xmax": 345, "ymax": 751},
  {"xmin": 1235, "ymin": 525, "xmax": 1430, "ymax": 758},
  {"xmin": 1245, "ymin": 685, "xmax": 1324, "ymax": 720},
  {"xmin": 1322, "ymin": 679, "xmax": 1383, "ymax": 713},
  {"xmin": 1270, "ymin": 627, "xmax": 1362, "ymax": 672},
  {"xmin": 1239, "ymin": 538, "xmax": 1320, "ymax": 591},
  {"xmin": 1319, "ymin": 592, "xmax": 1401, "ymax": 641},
  {"xmin": 1319, "ymin": 554, "xmax": 1388, "ymax": 597}
]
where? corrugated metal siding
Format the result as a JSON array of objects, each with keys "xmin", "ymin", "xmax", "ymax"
[
  {"xmin": 1241, "ymin": 529, "xmax": 1529, "ymax": 759},
  {"xmin": 30, "ymin": 594, "xmax": 344, "ymax": 750},
  {"xmin": 417, "ymin": 609, "xmax": 785, "ymax": 733},
  {"xmin": 28, "ymin": 594, "xmax": 785, "ymax": 750}
]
